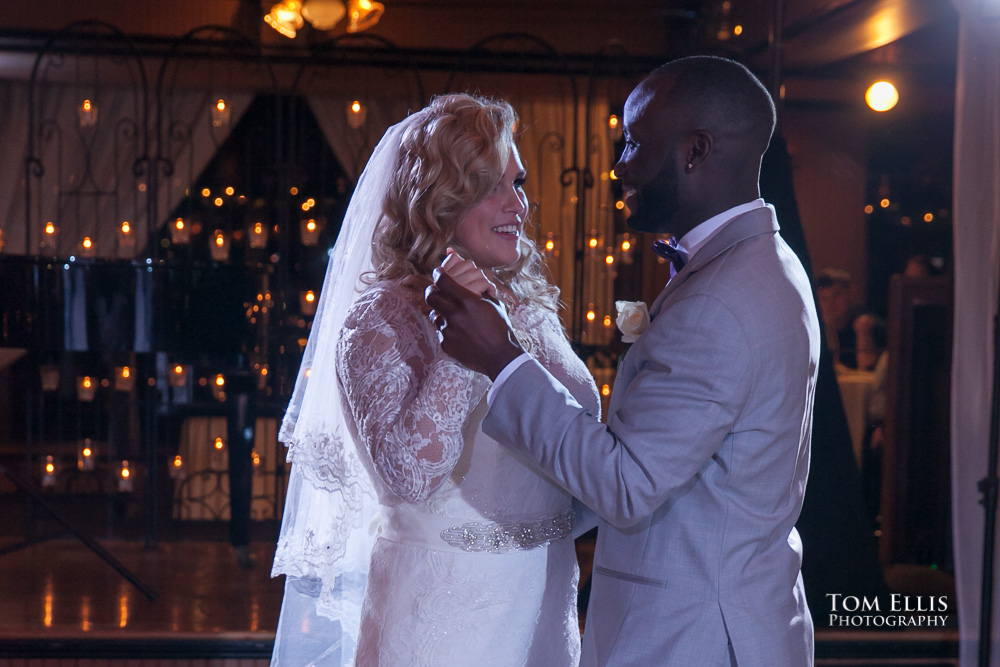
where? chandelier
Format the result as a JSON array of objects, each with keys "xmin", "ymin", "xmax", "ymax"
[{"xmin": 264, "ymin": 0, "xmax": 384, "ymax": 38}]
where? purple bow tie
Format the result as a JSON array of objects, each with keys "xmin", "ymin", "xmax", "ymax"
[{"xmin": 652, "ymin": 239, "xmax": 686, "ymax": 272}]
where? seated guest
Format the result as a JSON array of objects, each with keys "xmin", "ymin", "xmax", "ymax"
[{"xmin": 815, "ymin": 268, "xmax": 885, "ymax": 371}]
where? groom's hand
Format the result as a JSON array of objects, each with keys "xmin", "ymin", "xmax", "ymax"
[{"xmin": 425, "ymin": 269, "xmax": 523, "ymax": 380}]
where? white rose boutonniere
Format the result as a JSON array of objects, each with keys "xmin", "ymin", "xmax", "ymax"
[{"xmin": 615, "ymin": 300, "xmax": 650, "ymax": 343}]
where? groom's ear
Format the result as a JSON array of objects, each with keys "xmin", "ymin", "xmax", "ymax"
[{"xmin": 685, "ymin": 130, "xmax": 713, "ymax": 172}]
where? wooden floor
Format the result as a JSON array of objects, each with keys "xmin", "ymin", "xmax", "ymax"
[{"xmin": 0, "ymin": 537, "xmax": 960, "ymax": 666}]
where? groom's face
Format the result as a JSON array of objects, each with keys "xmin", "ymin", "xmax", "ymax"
[{"xmin": 614, "ymin": 81, "xmax": 683, "ymax": 235}]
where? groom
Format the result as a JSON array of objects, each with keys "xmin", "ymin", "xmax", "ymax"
[{"xmin": 427, "ymin": 56, "xmax": 819, "ymax": 666}]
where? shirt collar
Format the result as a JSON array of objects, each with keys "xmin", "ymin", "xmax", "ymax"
[{"xmin": 675, "ymin": 198, "xmax": 765, "ymax": 261}]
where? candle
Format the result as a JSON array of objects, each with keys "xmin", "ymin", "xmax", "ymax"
[
  {"xmin": 209, "ymin": 230, "xmax": 230, "ymax": 261},
  {"xmin": 77, "ymin": 439, "xmax": 95, "ymax": 471}
]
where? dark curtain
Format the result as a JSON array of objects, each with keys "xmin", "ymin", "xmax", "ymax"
[{"xmin": 761, "ymin": 134, "xmax": 891, "ymax": 625}]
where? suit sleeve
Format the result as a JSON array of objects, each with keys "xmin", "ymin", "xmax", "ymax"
[{"xmin": 484, "ymin": 293, "xmax": 752, "ymax": 528}]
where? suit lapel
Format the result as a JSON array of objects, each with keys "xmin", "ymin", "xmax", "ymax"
[{"xmin": 647, "ymin": 205, "xmax": 781, "ymax": 321}]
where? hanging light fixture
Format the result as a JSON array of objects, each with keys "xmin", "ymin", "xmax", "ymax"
[
  {"xmin": 265, "ymin": 1, "xmax": 305, "ymax": 38},
  {"xmin": 302, "ymin": 0, "xmax": 346, "ymax": 29},
  {"xmin": 265, "ymin": 0, "xmax": 380, "ymax": 37},
  {"xmin": 347, "ymin": 0, "xmax": 384, "ymax": 32}
]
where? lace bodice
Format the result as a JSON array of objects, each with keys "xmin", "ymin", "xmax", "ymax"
[
  {"xmin": 336, "ymin": 280, "xmax": 600, "ymax": 520},
  {"xmin": 337, "ymin": 282, "xmax": 490, "ymax": 503}
]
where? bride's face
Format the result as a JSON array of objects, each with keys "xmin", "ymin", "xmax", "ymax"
[{"xmin": 451, "ymin": 147, "xmax": 528, "ymax": 270}]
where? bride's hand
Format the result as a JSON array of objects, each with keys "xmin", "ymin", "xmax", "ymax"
[{"xmin": 439, "ymin": 248, "xmax": 498, "ymax": 299}]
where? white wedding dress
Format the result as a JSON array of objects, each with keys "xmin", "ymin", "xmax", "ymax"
[{"xmin": 335, "ymin": 280, "xmax": 599, "ymax": 667}]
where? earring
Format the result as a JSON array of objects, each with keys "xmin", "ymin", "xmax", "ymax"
[{"xmin": 686, "ymin": 162, "xmax": 694, "ymax": 171}]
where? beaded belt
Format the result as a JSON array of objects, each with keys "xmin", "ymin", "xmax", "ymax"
[{"xmin": 378, "ymin": 505, "xmax": 574, "ymax": 554}]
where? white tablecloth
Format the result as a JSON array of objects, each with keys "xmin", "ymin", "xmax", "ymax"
[{"xmin": 836, "ymin": 367, "xmax": 877, "ymax": 468}]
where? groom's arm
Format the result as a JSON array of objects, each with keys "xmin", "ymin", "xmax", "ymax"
[
  {"xmin": 483, "ymin": 294, "xmax": 751, "ymax": 528},
  {"xmin": 427, "ymin": 270, "xmax": 752, "ymax": 528}
]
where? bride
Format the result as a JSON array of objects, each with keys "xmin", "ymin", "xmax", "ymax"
[{"xmin": 270, "ymin": 93, "xmax": 599, "ymax": 666}]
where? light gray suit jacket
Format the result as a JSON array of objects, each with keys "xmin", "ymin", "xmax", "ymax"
[{"xmin": 485, "ymin": 205, "xmax": 819, "ymax": 666}]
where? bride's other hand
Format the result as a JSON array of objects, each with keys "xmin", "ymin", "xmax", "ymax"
[{"xmin": 440, "ymin": 248, "xmax": 498, "ymax": 298}]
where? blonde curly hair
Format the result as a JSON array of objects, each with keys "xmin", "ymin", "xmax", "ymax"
[{"xmin": 371, "ymin": 93, "xmax": 558, "ymax": 311}]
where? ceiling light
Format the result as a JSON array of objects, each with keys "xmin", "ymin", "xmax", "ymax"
[
  {"xmin": 302, "ymin": 0, "xmax": 347, "ymax": 30},
  {"xmin": 265, "ymin": 0, "xmax": 381, "ymax": 37},
  {"xmin": 347, "ymin": 0, "xmax": 384, "ymax": 33},
  {"xmin": 865, "ymin": 81, "xmax": 899, "ymax": 112}
]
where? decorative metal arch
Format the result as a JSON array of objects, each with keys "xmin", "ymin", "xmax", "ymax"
[{"xmin": 25, "ymin": 19, "xmax": 150, "ymax": 258}]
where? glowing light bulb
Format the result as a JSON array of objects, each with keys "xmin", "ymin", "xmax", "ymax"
[{"xmin": 866, "ymin": 81, "xmax": 899, "ymax": 112}]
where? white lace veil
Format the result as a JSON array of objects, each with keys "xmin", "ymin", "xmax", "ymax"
[{"xmin": 270, "ymin": 111, "xmax": 425, "ymax": 667}]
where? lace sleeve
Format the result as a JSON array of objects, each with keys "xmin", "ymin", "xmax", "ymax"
[{"xmin": 337, "ymin": 284, "xmax": 488, "ymax": 503}]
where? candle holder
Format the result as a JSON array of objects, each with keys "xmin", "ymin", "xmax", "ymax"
[
  {"xmin": 118, "ymin": 221, "xmax": 135, "ymax": 252},
  {"xmin": 209, "ymin": 230, "xmax": 231, "ymax": 261},
  {"xmin": 347, "ymin": 100, "xmax": 367, "ymax": 129},
  {"xmin": 77, "ymin": 439, "xmax": 95, "ymax": 471},
  {"xmin": 300, "ymin": 216, "xmax": 324, "ymax": 246},
  {"xmin": 42, "ymin": 455, "xmax": 57, "ymax": 487},
  {"xmin": 114, "ymin": 366, "xmax": 135, "ymax": 392},
  {"xmin": 80, "ymin": 236, "xmax": 97, "ymax": 258},
  {"xmin": 117, "ymin": 460, "xmax": 133, "ymax": 492},
  {"xmin": 212, "ymin": 98, "xmax": 230, "ymax": 128},
  {"xmin": 248, "ymin": 220, "xmax": 268, "ymax": 249},
  {"xmin": 211, "ymin": 374, "xmax": 226, "ymax": 401},
  {"xmin": 300, "ymin": 290, "xmax": 318, "ymax": 316},
  {"xmin": 584, "ymin": 302, "xmax": 597, "ymax": 342},
  {"xmin": 542, "ymin": 232, "xmax": 558, "ymax": 259},
  {"xmin": 169, "ymin": 454, "xmax": 186, "ymax": 481},
  {"xmin": 604, "ymin": 248, "xmax": 617, "ymax": 276},
  {"xmin": 211, "ymin": 436, "xmax": 226, "ymax": 468},
  {"xmin": 585, "ymin": 230, "xmax": 602, "ymax": 258},
  {"xmin": 168, "ymin": 364, "xmax": 189, "ymax": 388},
  {"xmin": 618, "ymin": 233, "xmax": 634, "ymax": 265},
  {"xmin": 41, "ymin": 222, "xmax": 59, "ymax": 252},
  {"xmin": 77, "ymin": 376, "xmax": 97, "ymax": 402},
  {"xmin": 607, "ymin": 113, "xmax": 623, "ymax": 142},
  {"xmin": 78, "ymin": 99, "xmax": 98, "ymax": 127},
  {"xmin": 170, "ymin": 218, "xmax": 191, "ymax": 245}
]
